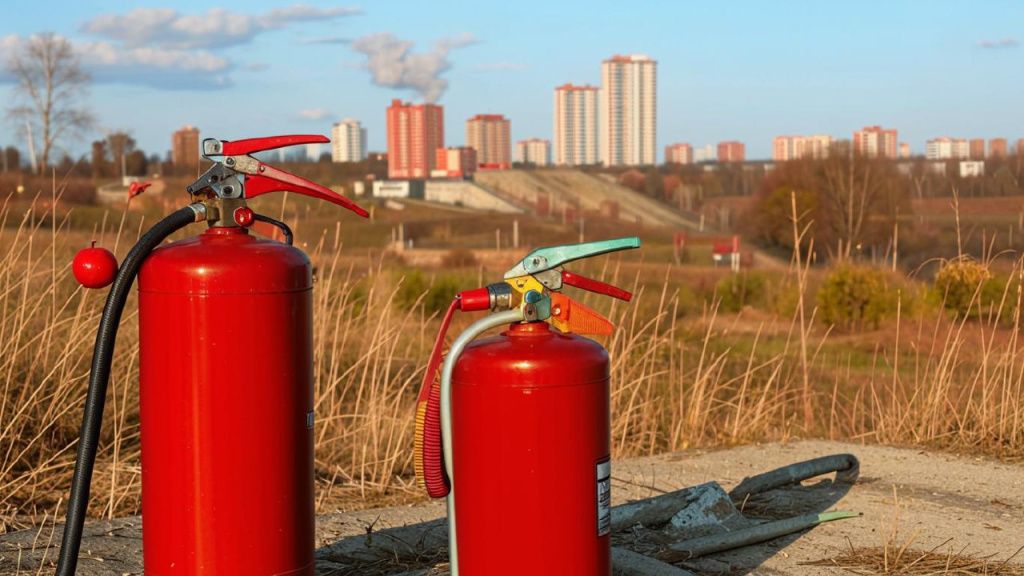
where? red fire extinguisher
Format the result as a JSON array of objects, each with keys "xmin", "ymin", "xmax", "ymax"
[
  {"xmin": 414, "ymin": 237, "xmax": 641, "ymax": 575},
  {"xmin": 59, "ymin": 135, "xmax": 368, "ymax": 576}
]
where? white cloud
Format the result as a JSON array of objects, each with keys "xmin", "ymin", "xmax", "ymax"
[
  {"xmin": 264, "ymin": 5, "xmax": 361, "ymax": 22},
  {"xmin": 978, "ymin": 37, "xmax": 1019, "ymax": 49},
  {"xmin": 350, "ymin": 32, "xmax": 478, "ymax": 103},
  {"xmin": 81, "ymin": 5, "xmax": 362, "ymax": 50},
  {"xmin": 0, "ymin": 4, "xmax": 359, "ymax": 90},
  {"xmin": 81, "ymin": 8, "xmax": 258, "ymax": 50},
  {"xmin": 298, "ymin": 107, "xmax": 331, "ymax": 120},
  {"xmin": 80, "ymin": 41, "xmax": 232, "ymax": 89},
  {"xmin": 0, "ymin": 32, "xmax": 231, "ymax": 90}
]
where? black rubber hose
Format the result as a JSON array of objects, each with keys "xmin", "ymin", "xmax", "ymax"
[
  {"xmin": 253, "ymin": 213, "xmax": 293, "ymax": 245},
  {"xmin": 56, "ymin": 204, "xmax": 202, "ymax": 576}
]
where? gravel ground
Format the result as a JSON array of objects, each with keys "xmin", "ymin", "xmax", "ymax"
[{"xmin": 2, "ymin": 440, "xmax": 1022, "ymax": 575}]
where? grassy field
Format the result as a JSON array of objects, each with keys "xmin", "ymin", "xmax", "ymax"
[{"xmin": 2, "ymin": 182, "xmax": 1024, "ymax": 533}]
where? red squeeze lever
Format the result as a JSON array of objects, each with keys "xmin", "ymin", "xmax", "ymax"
[
  {"xmin": 561, "ymin": 271, "xmax": 633, "ymax": 301},
  {"xmin": 210, "ymin": 135, "xmax": 370, "ymax": 218},
  {"xmin": 219, "ymin": 135, "xmax": 328, "ymax": 156}
]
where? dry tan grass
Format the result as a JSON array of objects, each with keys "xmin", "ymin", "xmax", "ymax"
[
  {"xmin": 2, "ymin": 187, "xmax": 1024, "ymax": 530},
  {"xmin": 804, "ymin": 488, "xmax": 1024, "ymax": 574}
]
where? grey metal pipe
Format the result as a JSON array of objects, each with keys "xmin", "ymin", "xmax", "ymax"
[
  {"xmin": 728, "ymin": 454, "xmax": 860, "ymax": 502},
  {"xmin": 440, "ymin": 309, "xmax": 526, "ymax": 576},
  {"xmin": 659, "ymin": 510, "xmax": 861, "ymax": 563}
]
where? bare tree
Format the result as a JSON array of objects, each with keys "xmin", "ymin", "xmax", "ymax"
[
  {"xmin": 6, "ymin": 33, "xmax": 94, "ymax": 174},
  {"xmin": 818, "ymin": 144, "xmax": 905, "ymax": 261}
]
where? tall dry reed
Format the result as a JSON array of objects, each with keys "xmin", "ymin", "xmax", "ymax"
[{"xmin": 2, "ymin": 194, "xmax": 1024, "ymax": 529}]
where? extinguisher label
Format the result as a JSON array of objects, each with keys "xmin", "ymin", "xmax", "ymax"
[{"xmin": 596, "ymin": 460, "xmax": 611, "ymax": 537}]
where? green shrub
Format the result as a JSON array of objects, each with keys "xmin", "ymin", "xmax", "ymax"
[
  {"xmin": 396, "ymin": 270, "xmax": 465, "ymax": 315},
  {"xmin": 441, "ymin": 248, "xmax": 477, "ymax": 268},
  {"xmin": 714, "ymin": 271, "xmax": 767, "ymax": 313},
  {"xmin": 817, "ymin": 265, "xmax": 896, "ymax": 331},
  {"xmin": 932, "ymin": 258, "xmax": 995, "ymax": 318}
]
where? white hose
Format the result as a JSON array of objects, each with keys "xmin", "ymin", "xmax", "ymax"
[{"xmin": 440, "ymin": 309, "xmax": 526, "ymax": 576}]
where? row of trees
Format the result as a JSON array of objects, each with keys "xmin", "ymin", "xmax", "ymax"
[{"xmin": 742, "ymin": 146, "xmax": 909, "ymax": 261}]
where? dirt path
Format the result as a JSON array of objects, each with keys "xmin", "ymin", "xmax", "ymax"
[{"xmin": 2, "ymin": 440, "xmax": 1022, "ymax": 574}]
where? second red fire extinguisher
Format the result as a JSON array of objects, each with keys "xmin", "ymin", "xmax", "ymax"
[{"xmin": 415, "ymin": 237, "xmax": 641, "ymax": 575}]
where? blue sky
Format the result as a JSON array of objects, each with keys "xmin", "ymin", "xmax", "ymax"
[{"xmin": 1, "ymin": 1, "xmax": 1022, "ymax": 161}]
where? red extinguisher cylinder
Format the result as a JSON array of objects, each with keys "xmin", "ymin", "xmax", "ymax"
[
  {"xmin": 452, "ymin": 321, "xmax": 611, "ymax": 576},
  {"xmin": 138, "ymin": 227, "xmax": 315, "ymax": 575}
]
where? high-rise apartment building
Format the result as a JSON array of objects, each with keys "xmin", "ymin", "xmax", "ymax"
[
  {"xmin": 772, "ymin": 135, "xmax": 833, "ymax": 161},
  {"xmin": 433, "ymin": 147, "xmax": 477, "ymax": 179},
  {"xmin": 386, "ymin": 99, "xmax": 444, "ymax": 179},
  {"xmin": 553, "ymin": 83, "xmax": 599, "ymax": 166},
  {"xmin": 600, "ymin": 54, "xmax": 657, "ymax": 166},
  {"xmin": 694, "ymin": 144, "xmax": 715, "ymax": 163},
  {"xmin": 989, "ymin": 138, "xmax": 1008, "ymax": 158},
  {"xmin": 899, "ymin": 142, "xmax": 911, "ymax": 158},
  {"xmin": 516, "ymin": 139, "xmax": 551, "ymax": 166},
  {"xmin": 330, "ymin": 119, "xmax": 367, "ymax": 163},
  {"xmin": 466, "ymin": 114, "xmax": 511, "ymax": 169},
  {"xmin": 853, "ymin": 126, "xmax": 898, "ymax": 158},
  {"xmin": 926, "ymin": 137, "xmax": 969, "ymax": 160},
  {"xmin": 1017, "ymin": 139, "xmax": 1024, "ymax": 156},
  {"xmin": 969, "ymin": 139, "xmax": 986, "ymax": 160},
  {"xmin": 717, "ymin": 141, "xmax": 746, "ymax": 163},
  {"xmin": 664, "ymin": 143, "xmax": 693, "ymax": 165},
  {"xmin": 171, "ymin": 126, "xmax": 200, "ymax": 169}
]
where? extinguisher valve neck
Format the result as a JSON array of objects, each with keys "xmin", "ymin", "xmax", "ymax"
[{"xmin": 486, "ymin": 282, "xmax": 512, "ymax": 310}]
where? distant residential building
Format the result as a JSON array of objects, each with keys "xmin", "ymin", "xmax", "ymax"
[
  {"xmin": 899, "ymin": 142, "xmax": 911, "ymax": 158},
  {"xmin": 960, "ymin": 161, "xmax": 985, "ymax": 178},
  {"xmin": 1017, "ymin": 138, "xmax": 1024, "ymax": 155},
  {"xmin": 516, "ymin": 138, "xmax": 551, "ymax": 166},
  {"xmin": 601, "ymin": 54, "xmax": 657, "ymax": 166},
  {"xmin": 433, "ymin": 146, "xmax": 477, "ymax": 179},
  {"xmin": 330, "ymin": 119, "xmax": 367, "ymax": 163},
  {"xmin": 969, "ymin": 138, "xmax": 986, "ymax": 160},
  {"xmin": 717, "ymin": 141, "xmax": 745, "ymax": 163},
  {"xmin": 853, "ymin": 126, "xmax": 898, "ymax": 158},
  {"xmin": 772, "ymin": 135, "xmax": 833, "ymax": 161},
  {"xmin": 171, "ymin": 126, "xmax": 200, "ymax": 169},
  {"xmin": 925, "ymin": 137, "xmax": 969, "ymax": 160},
  {"xmin": 553, "ymin": 83, "xmax": 599, "ymax": 166},
  {"xmin": 989, "ymin": 138, "xmax": 1008, "ymax": 158},
  {"xmin": 387, "ymin": 99, "xmax": 444, "ymax": 179},
  {"xmin": 694, "ymin": 144, "xmax": 715, "ymax": 163},
  {"xmin": 664, "ymin": 143, "xmax": 693, "ymax": 165},
  {"xmin": 466, "ymin": 114, "xmax": 511, "ymax": 169}
]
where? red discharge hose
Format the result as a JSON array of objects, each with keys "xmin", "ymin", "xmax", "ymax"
[{"xmin": 415, "ymin": 297, "xmax": 460, "ymax": 498}]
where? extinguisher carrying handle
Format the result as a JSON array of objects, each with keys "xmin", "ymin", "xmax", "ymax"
[{"xmin": 57, "ymin": 204, "xmax": 207, "ymax": 576}]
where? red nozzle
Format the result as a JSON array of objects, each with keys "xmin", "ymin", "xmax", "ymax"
[{"xmin": 458, "ymin": 287, "xmax": 492, "ymax": 312}]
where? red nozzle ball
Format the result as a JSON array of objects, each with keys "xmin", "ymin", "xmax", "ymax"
[{"xmin": 73, "ymin": 241, "xmax": 118, "ymax": 289}]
